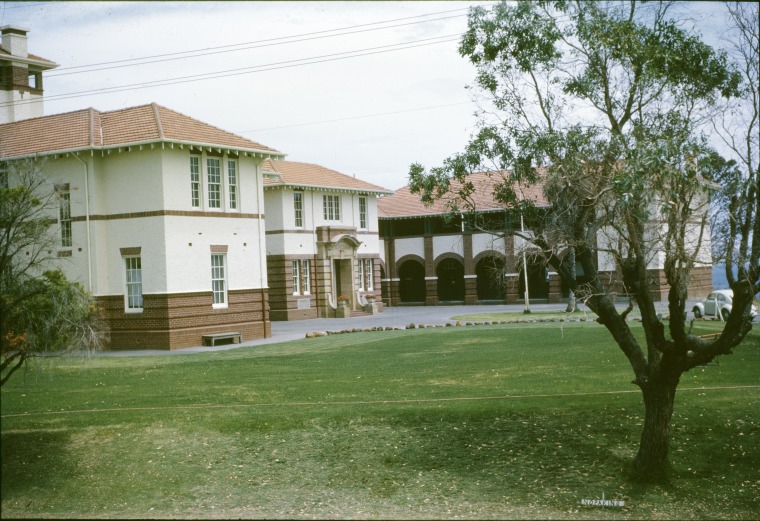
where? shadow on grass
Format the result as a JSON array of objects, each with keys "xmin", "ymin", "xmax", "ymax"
[
  {"xmin": 1, "ymin": 429, "xmax": 78, "ymax": 500},
  {"xmin": 300, "ymin": 405, "xmax": 640, "ymax": 509}
]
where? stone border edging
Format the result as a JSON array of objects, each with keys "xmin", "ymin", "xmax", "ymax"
[{"xmin": 305, "ymin": 316, "xmax": 599, "ymax": 338}]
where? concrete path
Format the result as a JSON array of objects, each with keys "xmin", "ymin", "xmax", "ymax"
[{"xmin": 97, "ymin": 301, "xmax": 677, "ymax": 357}]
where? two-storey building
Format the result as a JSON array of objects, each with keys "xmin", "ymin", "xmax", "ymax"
[
  {"xmin": 1, "ymin": 103, "xmax": 285, "ymax": 349},
  {"xmin": 262, "ymin": 159, "xmax": 391, "ymax": 319}
]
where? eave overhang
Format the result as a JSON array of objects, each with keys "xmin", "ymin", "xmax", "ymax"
[
  {"xmin": 264, "ymin": 183, "xmax": 391, "ymax": 196},
  {"xmin": 0, "ymin": 138, "xmax": 287, "ymax": 161}
]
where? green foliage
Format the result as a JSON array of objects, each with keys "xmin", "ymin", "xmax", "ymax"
[
  {"xmin": 0, "ymin": 160, "xmax": 102, "ymax": 387},
  {"xmin": 407, "ymin": 0, "xmax": 756, "ymax": 480}
]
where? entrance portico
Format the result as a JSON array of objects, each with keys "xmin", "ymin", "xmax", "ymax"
[{"xmin": 314, "ymin": 226, "xmax": 363, "ymax": 317}]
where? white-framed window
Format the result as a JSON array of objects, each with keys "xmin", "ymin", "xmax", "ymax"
[
  {"xmin": 55, "ymin": 183, "xmax": 72, "ymax": 248},
  {"xmin": 211, "ymin": 253, "xmax": 227, "ymax": 307},
  {"xmin": 292, "ymin": 260, "xmax": 301, "ymax": 295},
  {"xmin": 207, "ymin": 158, "xmax": 221, "ymax": 209},
  {"xmin": 227, "ymin": 159, "xmax": 238, "ymax": 210},
  {"xmin": 294, "ymin": 191, "xmax": 304, "ymax": 227},
  {"xmin": 323, "ymin": 194, "xmax": 340, "ymax": 221},
  {"xmin": 302, "ymin": 260, "xmax": 311, "ymax": 294},
  {"xmin": 359, "ymin": 196, "xmax": 367, "ymax": 229},
  {"xmin": 124, "ymin": 256, "xmax": 143, "ymax": 312},
  {"xmin": 190, "ymin": 156, "xmax": 200, "ymax": 208},
  {"xmin": 360, "ymin": 259, "xmax": 374, "ymax": 291}
]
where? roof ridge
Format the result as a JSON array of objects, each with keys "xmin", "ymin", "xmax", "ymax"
[
  {"xmin": 261, "ymin": 158, "xmax": 279, "ymax": 173},
  {"xmin": 151, "ymin": 103, "xmax": 270, "ymax": 147},
  {"xmin": 88, "ymin": 108, "xmax": 95, "ymax": 146},
  {"xmin": 151, "ymin": 102, "xmax": 164, "ymax": 139},
  {"xmin": 0, "ymin": 106, "xmax": 98, "ymax": 127}
]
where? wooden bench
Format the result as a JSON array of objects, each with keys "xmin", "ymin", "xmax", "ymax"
[{"xmin": 202, "ymin": 332, "xmax": 241, "ymax": 347}]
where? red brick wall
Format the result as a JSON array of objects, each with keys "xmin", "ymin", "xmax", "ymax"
[
  {"xmin": 267, "ymin": 255, "xmax": 319, "ymax": 321},
  {"xmin": 98, "ymin": 288, "xmax": 270, "ymax": 350}
]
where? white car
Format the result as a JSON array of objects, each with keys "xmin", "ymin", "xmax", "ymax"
[{"xmin": 692, "ymin": 289, "xmax": 758, "ymax": 320}]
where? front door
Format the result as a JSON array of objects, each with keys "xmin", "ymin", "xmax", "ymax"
[{"xmin": 333, "ymin": 259, "xmax": 353, "ymax": 303}]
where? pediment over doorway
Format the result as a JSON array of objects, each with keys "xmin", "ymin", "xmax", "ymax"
[
  {"xmin": 326, "ymin": 234, "xmax": 362, "ymax": 257},
  {"xmin": 329, "ymin": 234, "xmax": 362, "ymax": 249}
]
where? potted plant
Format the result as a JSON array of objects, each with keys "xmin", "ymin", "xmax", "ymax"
[
  {"xmin": 336, "ymin": 295, "xmax": 350, "ymax": 318},
  {"xmin": 364, "ymin": 293, "xmax": 376, "ymax": 303}
]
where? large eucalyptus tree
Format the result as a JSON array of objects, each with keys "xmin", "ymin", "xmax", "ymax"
[{"xmin": 409, "ymin": 1, "xmax": 756, "ymax": 480}]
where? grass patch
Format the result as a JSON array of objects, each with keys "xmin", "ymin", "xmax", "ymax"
[{"xmin": 2, "ymin": 322, "xmax": 758, "ymax": 519}]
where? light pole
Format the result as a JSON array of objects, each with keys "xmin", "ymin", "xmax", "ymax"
[{"xmin": 521, "ymin": 213, "xmax": 531, "ymax": 314}]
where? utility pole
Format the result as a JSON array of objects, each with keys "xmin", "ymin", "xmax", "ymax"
[{"xmin": 521, "ymin": 213, "xmax": 531, "ymax": 314}]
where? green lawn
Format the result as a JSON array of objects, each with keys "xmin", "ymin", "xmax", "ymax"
[{"xmin": 2, "ymin": 320, "xmax": 758, "ymax": 519}]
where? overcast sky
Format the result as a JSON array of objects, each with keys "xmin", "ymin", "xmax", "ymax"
[{"xmin": 2, "ymin": 1, "xmax": 732, "ymax": 190}]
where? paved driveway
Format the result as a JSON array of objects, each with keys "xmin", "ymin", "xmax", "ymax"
[{"xmin": 97, "ymin": 300, "xmax": 691, "ymax": 357}]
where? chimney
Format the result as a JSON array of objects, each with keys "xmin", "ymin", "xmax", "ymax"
[{"xmin": 1, "ymin": 25, "xmax": 30, "ymax": 58}]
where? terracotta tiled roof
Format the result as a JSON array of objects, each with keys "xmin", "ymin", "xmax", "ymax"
[
  {"xmin": 0, "ymin": 103, "xmax": 282, "ymax": 159},
  {"xmin": 377, "ymin": 171, "xmax": 548, "ymax": 218},
  {"xmin": 0, "ymin": 46, "xmax": 59, "ymax": 67},
  {"xmin": 262, "ymin": 159, "xmax": 391, "ymax": 194}
]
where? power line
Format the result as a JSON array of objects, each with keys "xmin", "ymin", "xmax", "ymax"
[
  {"xmin": 48, "ymin": 14, "xmax": 465, "ymax": 77},
  {"xmin": 48, "ymin": 4, "xmax": 494, "ymax": 77},
  {"xmin": 3, "ymin": 34, "xmax": 461, "ymax": 108},
  {"xmin": 238, "ymin": 101, "xmax": 475, "ymax": 134}
]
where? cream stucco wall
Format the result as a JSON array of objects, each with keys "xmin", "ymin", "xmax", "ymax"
[
  {"xmin": 34, "ymin": 147, "xmax": 270, "ymax": 305},
  {"xmin": 162, "ymin": 216, "xmax": 266, "ymax": 293},
  {"xmin": 0, "ymin": 90, "xmax": 44, "ymax": 123},
  {"xmin": 394, "ymin": 237, "xmax": 424, "ymax": 260},
  {"xmin": 433, "ymin": 235, "xmax": 463, "ymax": 260},
  {"xmin": 472, "ymin": 233, "xmax": 506, "ymax": 257},
  {"xmin": 264, "ymin": 186, "xmax": 384, "ymax": 258}
]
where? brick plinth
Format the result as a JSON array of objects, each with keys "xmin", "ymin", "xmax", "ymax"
[{"xmin": 98, "ymin": 288, "xmax": 270, "ymax": 350}]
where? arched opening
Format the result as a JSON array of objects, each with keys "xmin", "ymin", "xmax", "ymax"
[
  {"xmin": 476, "ymin": 256, "xmax": 505, "ymax": 300},
  {"xmin": 518, "ymin": 257, "xmax": 549, "ymax": 299},
  {"xmin": 437, "ymin": 258, "xmax": 465, "ymax": 302},
  {"xmin": 399, "ymin": 260, "xmax": 426, "ymax": 303}
]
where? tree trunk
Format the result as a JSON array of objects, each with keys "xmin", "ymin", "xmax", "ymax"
[
  {"xmin": 565, "ymin": 290, "xmax": 577, "ymax": 312},
  {"xmin": 634, "ymin": 376, "xmax": 679, "ymax": 481}
]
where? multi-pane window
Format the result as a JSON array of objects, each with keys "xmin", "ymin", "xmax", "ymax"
[
  {"xmin": 294, "ymin": 191, "xmax": 304, "ymax": 227},
  {"xmin": 323, "ymin": 194, "xmax": 340, "ymax": 221},
  {"xmin": 124, "ymin": 256, "xmax": 143, "ymax": 311},
  {"xmin": 207, "ymin": 158, "xmax": 221, "ymax": 209},
  {"xmin": 56, "ymin": 184, "xmax": 72, "ymax": 248},
  {"xmin": 211, "ymin": 254, "xmax": 227, "ymax": 306},
  {"xmin": 360, "ymin": 259, "xmax": 374, "ymax": 291},
  {"xmin": 227, "ymin": 159, "xmax": 238, "ymax": 210},
  {"xmin": 190, "ymin": 157, "xmax": 200, "ymax": 207},
  {"xmin": 302, "ymin": 260, "xmax": 311, "ymax": 294},
  {"xmin": 359, "ymin": 196, "xmax": 367, "ymax": 229},
  {"xmin": 292, "ymin": 260, "xmax": 301, "ymax": 294}
]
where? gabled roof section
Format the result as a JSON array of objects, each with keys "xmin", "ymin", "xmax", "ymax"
[
  {"xmin": 377, "ymin": 171, "xmax": 549, "ymax": 218},
  {"xmin": 0, "ymin": 103, "xmax": 284, "ymax": 159},
  {"xmin": 262, "ymin": 159, "xmax": 392, "ymax": 195}
]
